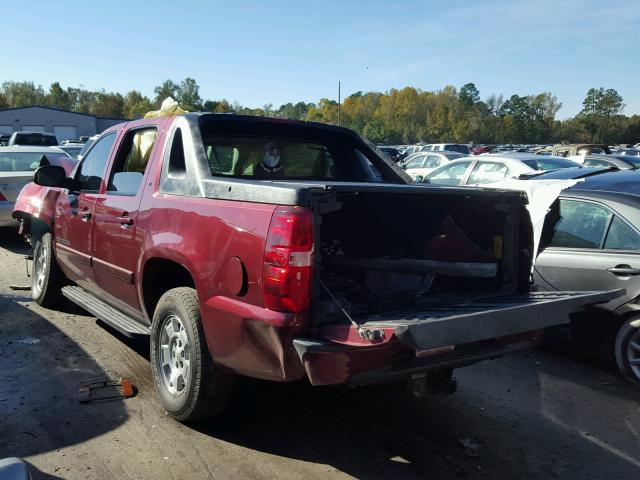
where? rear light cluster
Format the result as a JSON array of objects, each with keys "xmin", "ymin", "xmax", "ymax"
[
  {"xmin": 0, "ymin": 192, "xmax": 5, "ymax": 201},
  {"xmin": 263, "ymin": 206, "xmax": 314, "ymax": 313}
]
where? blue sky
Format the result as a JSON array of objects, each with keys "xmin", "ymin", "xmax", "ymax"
[{"xmin": 3, "ymin": 0, "xmax": 639, "ymax": 118}]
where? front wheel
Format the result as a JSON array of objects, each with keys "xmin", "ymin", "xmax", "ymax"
[
  {"xmin": 150, "ymin": 287, "xmax": 233, "ymax": 422},
  {"xmin": 32, "ymin": 232, "xmax": 65, "ymax": 308},
  {"xmin": 615, "ymin": 317, "xmax": 640, "ymax": 385}
]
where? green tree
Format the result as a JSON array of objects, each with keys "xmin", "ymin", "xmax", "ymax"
[
  {"xmin": 177, "ymin": 77, "xmax": 202, "ymax": 111},
  {"xmin": 47, "ymin": 82, "xmax": 71, "ymax": 110},
  {"xmin": 1, "ymin": 81, "xmax": 46, "ymax": 107},
  {"xmin": 90, "ymin": 90, "xmax": 125, "ymax": 118},
  {"xmin": 578, "ymin": 88, "xmax": 625, "ymax": 143},
  {"xmin": 123, "ymin": 90, "xmax": 153, "ymax": 118},
  {"xmin": 153, "ymin": 79, "xmax": 181, "ymax": 107}
]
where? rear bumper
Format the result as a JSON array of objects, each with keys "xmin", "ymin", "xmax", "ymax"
[{"xmin": 294, "ymin": 332, "xmax": 541, "ymax": 386}]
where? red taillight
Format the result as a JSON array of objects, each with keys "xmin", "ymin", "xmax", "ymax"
[
  {"xmin": 263, "ymin": 206, "xmax": 314, "ymax": 313},
  {"xmin": 0, "ymin": 192, "xmax": 5, "ymax": 201}
]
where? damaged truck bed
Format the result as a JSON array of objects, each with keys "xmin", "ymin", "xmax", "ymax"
[{"xmin": 14, "ymin": 112, "xmax": 623, "ymax": 421}]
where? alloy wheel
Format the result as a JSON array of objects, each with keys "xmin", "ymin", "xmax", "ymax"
[{"xmin": 157, "ymin": 314, "xmax": 191, "ymax": 396}]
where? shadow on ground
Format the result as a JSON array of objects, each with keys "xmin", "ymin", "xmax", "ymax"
[
  {"xmin": 186, "ymin": 348, "xmax": 640, "ymax": 479},
  {"xmin": 0, "ymin": 297, "xmax": 129, "ymax": 459}
]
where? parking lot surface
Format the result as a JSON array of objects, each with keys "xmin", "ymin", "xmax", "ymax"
[{"xmin": 1, "ymin": 230, "xmax": 639, "ymax": 480}]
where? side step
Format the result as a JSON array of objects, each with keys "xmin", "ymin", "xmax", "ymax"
[{"xmin": 61, "ymin": 286, "xmax": 150, "ymax": 339}]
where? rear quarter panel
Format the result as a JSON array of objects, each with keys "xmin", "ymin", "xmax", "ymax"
[{"xmin": 136, "ymin": 191, "xmax": 306, "ymax": 379}]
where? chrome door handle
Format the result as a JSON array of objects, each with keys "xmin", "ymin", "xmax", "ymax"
[
  {"xmin": 118, "ymin": 215, "xmax": 134, "ymax": 226},
  {"xmin": 607, "ymin": 265, "xmax": 640, "ymax": 276}
]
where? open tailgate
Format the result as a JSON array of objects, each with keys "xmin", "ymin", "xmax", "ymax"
[{"xmin": 358, "ymin": 289, "xmax": 624, "ymax": 350}]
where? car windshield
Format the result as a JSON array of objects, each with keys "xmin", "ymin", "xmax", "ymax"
[
  {"xmin": 445, "ymin": 144, "xmax": 470, "ymax": 154},
  {"xmin": 60, "ymin": 146, "xmax": 83, "ymax": 158},
  {"xmin": 613, "ymin": 155, "xmax": 640, "ymax": 168},
  {"xmin": 0, "ymin": 152, "xmax": 59, "ymax": 171},
  {"xmin": 14, "ymin": 134, "xmax": 58, "ymax": 146},
  {"xmin": 521, "ymin": 158, "xmax": 580, "ymax": 171}
]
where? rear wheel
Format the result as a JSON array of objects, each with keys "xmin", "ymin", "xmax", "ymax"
[
  {"xmin": 150, "ymin": 287, "xmax": 233, "ymax": 422},
  {"xmin": 615, "ymin": 317, "xmax": 640, "ymax": 385},
  {"xmin": 32, "ymin": 232, "xmax": 65, "ymax": 308}
]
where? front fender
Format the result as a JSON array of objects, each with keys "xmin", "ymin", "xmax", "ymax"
[{"xmin": 12, "ymin": 182, "xmax": 62, "ymax": 235}]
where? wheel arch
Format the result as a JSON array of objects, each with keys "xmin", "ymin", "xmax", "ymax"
[{"xmin": 140, "ymin": 256, "xmax": 197, "ymax": 322}]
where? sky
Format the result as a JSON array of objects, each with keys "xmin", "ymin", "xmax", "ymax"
[{"xmin": 2, "ymin": 0, "xmax": 639, "ymax": 118}]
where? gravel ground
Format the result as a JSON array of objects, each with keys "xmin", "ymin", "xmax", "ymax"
[{"xmin": 0, "ymin": 229, "xmax": 639, "ymax": 479}]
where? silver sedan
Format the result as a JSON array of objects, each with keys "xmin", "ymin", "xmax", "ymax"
[{"xmin": 0, "ymin": 146, "xmax": 70, "ymax": 227}]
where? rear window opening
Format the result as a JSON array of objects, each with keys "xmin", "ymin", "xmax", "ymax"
[
  {"xmin": 197, "ymin": 116, "xmax": 398, "ymax": 183},
  {"xmin": 312, "ymin": 190, "xmax": 529, "ymax": 325}
]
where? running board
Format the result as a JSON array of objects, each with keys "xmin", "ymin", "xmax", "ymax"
[{"xmin": 61, "ymin": 286, "xmax": 150, "ymax": 339}]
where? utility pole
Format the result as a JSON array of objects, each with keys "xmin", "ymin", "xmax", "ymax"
[{"xmin": 337, "ymin": 81, "xmax": 341, "ymax": 126}]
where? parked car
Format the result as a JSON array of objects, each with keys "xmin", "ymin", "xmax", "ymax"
[
  {"xmin": 583, "ymin": 154, "xmax": 640, "ymax": 170},
  {"xmin": 8, "ymin": 131, "xmax": 59, "ymax": 147},
  {"xmin": 0, "ymin": 134, "xmax": 11, "ymax": 146},
  {"xmin": 58, "ymin": 144, "xmax": 84, "ymax": 160},
  {"xmin": 377, "ymin": 146, "xmax": 402, "ymax": 163},
  {"xmin": 419, "ymin": 154, "xmax": 581, "ymax": 185},
  {"xmin": 420, "ymin": 143, "xmax": 470, "ymax": 155},
  {"xmin": 403, "ymin": 151, "xmax": 466, "ymax": 180},
  {"xmin": 534, "ymin": 170, "xmax": 640, "ymax": 383},
  {"xmin": 13, "ymin": 113, "xmax": 618, "ymax": 422},
  {"xmin": 551, "ymin": 143, "xmax": 611, "ymax": 159},
  {"xmin": 77, "ymin": 134, "xmax": 99, "ymax": 158},
  {"xmin": 0, "ymin": 146, "xmax": 70, "ymax": 227}
]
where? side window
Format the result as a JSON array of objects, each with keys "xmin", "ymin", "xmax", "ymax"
[
  {"xmin": 77, "ymin": 133, "xmax": 117, "ymax": 192},
  {"xmin": 467, "ymin": 162, "xmax": 509, "ymax": 184},
  {"xmin": 425, "ymin": 155, "xmax": 441, "ymax": 168},
  {"xmin": 427, "ymin": 161, "xmax": 472, "ymax": 185},
  {"xmin": 583, "ymin": 159, "xmax": 611, "ymax": 168},
  {"xmin": 107, "ymin": 128, "xmax": 157, "ymax": 196},
  {"xmin": 168, "ymin": 128, "xmax": 187, "ymax": 176},
  {"xmin": 604, "ymin": 216, "xmax": 640, "ymax": 250},
  {"xmin": 405, "ymin": 155, "xmax": 425, "ymax": 169},
  {"xmin": 550, "ymin": 200, "xmax": 611, "ymax": 249}
]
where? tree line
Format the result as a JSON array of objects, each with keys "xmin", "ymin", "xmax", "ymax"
[{"xmin": 1, "ymin": 78, "xmax": 637, "ymax": 145}]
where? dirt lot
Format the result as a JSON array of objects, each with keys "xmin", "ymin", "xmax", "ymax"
[{"xmin": 1, "ymin": 230, "xmax": 639, "ymax": 480}]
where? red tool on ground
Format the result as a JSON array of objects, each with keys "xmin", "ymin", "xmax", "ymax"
[{"xmin": 78, "ymin": 379, "xmax": 134, "ymax": 403}]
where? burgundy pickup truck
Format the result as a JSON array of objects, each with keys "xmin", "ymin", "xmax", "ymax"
[{"xmin": 13, "ymin": 114, "xmax": 620, "ymax": 422}]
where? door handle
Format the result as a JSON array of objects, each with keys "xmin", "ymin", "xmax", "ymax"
[
  {"xmin": 118, "ymin": 213, "xmax": 134, "ymax": 226},
  {"xmin": 607, "ymin": 265, "xmax": 640, "ymax": 276},
  {"xmin": 81, "ymin": 210, "xmax": 92, "ymax": 222}
]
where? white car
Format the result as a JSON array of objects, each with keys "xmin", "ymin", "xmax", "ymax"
[
  {"xmin": 419, "ymin": 143, "xmax": 471, "ymax": 155},
  {"xmin": 403, "ymin": 151, "xmax": 466, "ymax": 180},
  {"xmin": 419, "ymin": 153, "xmax": 582, "ymax": 186},
  {"xmin": 0, "ymin": 146, "xmax": 70, "ymax": 227}
]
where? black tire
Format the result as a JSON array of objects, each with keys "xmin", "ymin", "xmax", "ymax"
[
  {"xmin": 150, "ymin": 287, "xmax": 233, "ymax": 422},
  {"xmin": 31, "ymin": 232, "xmax": 65, "ymax": 308},
  {"xmin": 615, "ymin": 317, "xmax": 640, "ymax": 385}
]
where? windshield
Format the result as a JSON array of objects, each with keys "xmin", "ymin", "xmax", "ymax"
[
  {"xmin": 13, "ymin": 133, "xmax": 58, "ymax": 146},
  {"xmin": 0, "ymin": 151, "xmax": 62, "ymax": 171},
  {"xmin": 60, "ymin": 146, "xmax": 83, "ymax": 158},
  {"xmin": 613, "ymin": 155, "xmax": 640, "ymax": 168},
  {"xmin": 521, "ymin": 158, "xmax": 580, "ymax": 171},
  {"xmin": 445, "ymin": 144, "xmax": 470, "ymax": 154}
]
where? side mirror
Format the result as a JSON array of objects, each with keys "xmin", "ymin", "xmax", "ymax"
[{"xmin": 34, "ymin": 165, "xmax": 72, "ymax": 188}]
